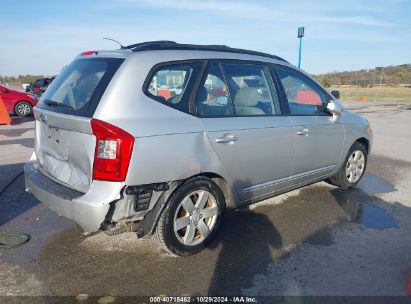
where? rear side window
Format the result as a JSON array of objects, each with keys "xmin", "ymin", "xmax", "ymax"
[
  {"xmin": 196, "ymin": 61, "xmax": 281, "ymax": 117},
  {"xmin": 146, "ymin": 62, "xmax": 203, "ymax": 113},
  {"xmin": 221, "ymin": 63, "xmax": 281, "ymax": 116},
  {"xmin": 197, "ymin": 62, "xmax": 234, "ymax": 117},
  {"xmin": 38, "ymin": 58, "xmax": 124, "ymax": 118}
]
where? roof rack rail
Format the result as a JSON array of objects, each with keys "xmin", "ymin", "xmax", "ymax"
[
  {"xmin": 124, "ymin": 41, "xmax": 288, "ymax": 63},
  {"xmin": 124, "ymin": 40, "xmax": 178, "ymax": 50}
]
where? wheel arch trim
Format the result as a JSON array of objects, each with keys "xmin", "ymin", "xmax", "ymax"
[
  {"xmin": 355, "ymin": 137, "xmax": 370, "ymax": 153},
  {"xmin": 137, "ymin": 172, "xmax": 235, "ymax": 238}
]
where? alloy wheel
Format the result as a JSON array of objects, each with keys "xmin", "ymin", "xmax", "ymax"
[
  {"xmin": 346, "ymin": 150, "xmax": 365, "ymax": 183},
  {"xmin": 173, "ymin": 190, "xmax": 218, "ymax": 246}
]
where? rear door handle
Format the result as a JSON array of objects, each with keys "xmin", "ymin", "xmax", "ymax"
[
  {"xmin": 297, "ymin": 127, "xmax": 310, "ymax": 136},
  {"xmin": 216, "ymin": 134, "xmax": 238, "ymax": 143}
]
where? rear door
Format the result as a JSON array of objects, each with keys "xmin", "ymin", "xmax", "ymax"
[
  {"xmin": 34, "ymin": 57, "xmax": 124, "ymax": 192},
  {"xmin": 273, "ymin": 65, "xmax": 344, "ymax": 185},
  {"xmin": 199, "ymin": 61, "xmax": 294, "ymax": 202}
]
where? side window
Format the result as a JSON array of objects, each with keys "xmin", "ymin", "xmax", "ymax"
[
  {"xmin": 146, "ymin": 62, "xmax": 202, "ymax": 113},
  {"xmin": 197, "ymin": 63, "xmax": 234, "ymax": 117},
  {"xmin": 275, "ymin": 66, "xmax": 331, "ymax": 116},
  {"xmin": 221, "ymin": 63, "xmax": 281, "ymax": 116}
]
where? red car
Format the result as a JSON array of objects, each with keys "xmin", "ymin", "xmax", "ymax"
[{"xmin": 0, "ymin": 85, "xmax": 38, "ymax": 116}]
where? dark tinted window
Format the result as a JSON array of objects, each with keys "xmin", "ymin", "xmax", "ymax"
[
  {"xmin": 275, "ymin": 66, "xmax": 331, "ymax": 116},
  {"xmin": 38, "ymin": 58, "xmax": 124, "ymax": 118},
  {"xmin": 146, "ymin": 62, "xmax": 203, "ymax": 114},
  {"xmin": 197, "ymin": 63, "xmax": 234, "ymax": 117},
  {"xmin": 221, "ymin": 63, "xmax": 281, "ymax": 116}
]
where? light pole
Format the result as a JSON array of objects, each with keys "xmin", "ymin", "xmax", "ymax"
[{"xmin": 297, "ymin": 26, "xmax": 304, "ymax": 68}]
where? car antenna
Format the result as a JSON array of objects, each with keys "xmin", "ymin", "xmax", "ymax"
[{"xmin": 103, "ymin": 37, "xmax": 125, "ymax": 49}]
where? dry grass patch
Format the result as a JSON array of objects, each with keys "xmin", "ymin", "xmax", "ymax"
[{"xmin": 330, "ymin": 86, "xmax": 411, "ymax": 102}]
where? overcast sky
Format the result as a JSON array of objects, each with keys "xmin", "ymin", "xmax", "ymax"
[{"xmin": 1, "ymin": 0, "xmax": 410, "ymax": 76}]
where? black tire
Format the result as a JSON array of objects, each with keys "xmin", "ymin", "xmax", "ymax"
[
  {"xmin": 328, "ymin": 142, "xmax": 368, "ymax": 188},
  {"xmin": 155, "ymin": 176, "xmax": 225, "ymax": 256},
  {"xmin": 14, "ymin": 101, "xmax": 33, "ymax": 117}
]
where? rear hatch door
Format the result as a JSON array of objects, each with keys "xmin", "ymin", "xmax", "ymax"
[{"xmin": 34, "ymin": 56, "xmax": 124, "ymax": 192}]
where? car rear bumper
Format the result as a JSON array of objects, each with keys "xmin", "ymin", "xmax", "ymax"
[{"xmin": 24, "ymin": 158, "xmax": 123, "ymax": 232}]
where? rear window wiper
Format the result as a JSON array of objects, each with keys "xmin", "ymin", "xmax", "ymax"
[{"xmin": 43, "ymin": 99, "xmax": 74, "ymax": 109}]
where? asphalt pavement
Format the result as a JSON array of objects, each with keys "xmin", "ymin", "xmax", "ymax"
[{"xmin": 0, "ymin": 101, "xmax": 410, "ymax": 298}]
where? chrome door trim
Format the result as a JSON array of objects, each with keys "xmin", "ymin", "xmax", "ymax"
[
  {"xmin": 243, "ymin": 176, "xmax": 289, "ymax": 193},
  {"xmin": 243, "ymin": 165, "xmax": 335, "ymax": 193},
  {"xmin": 288, "ymin": 165, "xmax": 336, "ymax": 181}
]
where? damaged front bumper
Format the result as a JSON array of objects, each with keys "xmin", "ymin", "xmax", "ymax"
[{"xmin": 24, "ymin": 159, "xmax": 124, "ymax": 232}]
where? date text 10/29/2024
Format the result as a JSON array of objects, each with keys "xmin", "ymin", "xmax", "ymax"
[{"xmin": 149, "ymin": 296, "xmax": 257, "ymax": 303}]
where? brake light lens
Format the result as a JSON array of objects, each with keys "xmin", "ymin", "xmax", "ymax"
[
  {"xmin": 91, "ymin": 119, "xmax": 134, "ymax": 181},
  {"xmin": 81, "ymin": 50, "xmax": 98, "ymax": 56}
]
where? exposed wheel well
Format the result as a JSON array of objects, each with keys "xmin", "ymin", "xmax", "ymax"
[
  {"xmin": 138, "ymin": 173, "xmax": 233, "ymax": 238},
  {"xmin": 355, "ymin": 137, "xmax": 369, "ymax": 153},
  {"xmin": 190, "ymin": 172, "xmax": 232, "ymax": 208}
]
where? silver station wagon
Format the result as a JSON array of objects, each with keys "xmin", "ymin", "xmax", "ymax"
[{"xmin": 25, "ymin": 41, "xmax": 372, "ymax": 256}]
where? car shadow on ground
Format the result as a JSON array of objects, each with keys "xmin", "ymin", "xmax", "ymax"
[
  {"xmin": 207, "ymin": 206, "xmax": 283, "ymax": 295},
  {"xmin": 10, "ymin": 115, "xmax": 34, "ymax": 126},
  {"xmin": 0, "ymin": 127, "xmax": 33, "ymax": 138},
  {"xmin": 0, "ymin": 163, "xmax": 39, "ymax": 227},
  {"xmin": 0, "ymin": 138, "xmax": 34, "ymax": 148},
  {"xmin": 0, "ymin": 115, "xmax": 34, "ymax": 137}
]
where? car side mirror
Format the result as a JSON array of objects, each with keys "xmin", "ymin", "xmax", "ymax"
[
  {"xmin": 327, "ymin": 100, "xmax": 343, "ymax": 122},
  {"xmin": 331, "ymin": 90, "xmax": 340, "ymax": 99}
]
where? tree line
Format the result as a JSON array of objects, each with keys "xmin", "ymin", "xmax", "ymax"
[
  {"xmin": 0, "ymin": 75, "xmax": 46, "ymax": 86},
  {"xmin": 315, "ymin": 64, "xmax": 411, "ymax": 88}
]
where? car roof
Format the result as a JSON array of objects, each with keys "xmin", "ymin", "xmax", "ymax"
[{"xmin": 123, "ymin": 41, "xmax": 288, "ymax": 63}]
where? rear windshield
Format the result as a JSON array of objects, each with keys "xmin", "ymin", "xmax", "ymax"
[{"xmin": 38, "ymin": 57, "xmax": 124, "ymax": 117}]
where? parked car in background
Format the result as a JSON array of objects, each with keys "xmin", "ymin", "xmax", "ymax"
[
  {"xmin": 24, "ymin": 41, "xmax": 372, "ymax": 256},
  {"xmin": 26, "ymin": 76, "xmax": 56, "ymax": 96},
  {"xmin": 22, "ymin": 83, "xmax": 31, "ymax": 91},
  {"xmin": 0, "ymin": 85, "xmax": 38, "ymax": 116}
]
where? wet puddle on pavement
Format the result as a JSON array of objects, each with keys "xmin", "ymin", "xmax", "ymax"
[
  {"xmin": 331, "ymin": 185, "xmax": 400, "ymax": 230},
  {"xmin": 301, "ymin": 187, "xmax": 401, "ymax": 247},
  {"xmin": 357, "ymin": 203, "xmax": 400, "ymax": 230}
]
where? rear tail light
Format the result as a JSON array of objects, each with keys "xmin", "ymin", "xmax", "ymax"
[
  {"xmin": 81, "ymin": 50, "xmax": 98, "ymax": 56},
  {"xmin": 91, "ymin": 119, "xmax": 134, "ymax": 182}
]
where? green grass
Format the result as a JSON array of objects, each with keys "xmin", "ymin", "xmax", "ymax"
[{"xmin": 330, "ymin": 86, "xmax": 411, "ymax": 102}]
